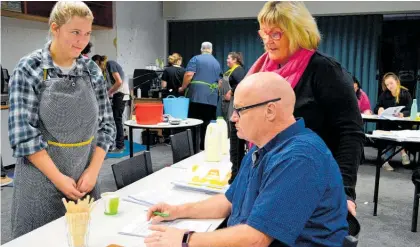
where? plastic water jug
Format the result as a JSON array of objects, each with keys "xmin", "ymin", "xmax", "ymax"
[
  {"xmin": 411, "ymin": 99, "xmax": 418, "ymax": 120},
  {"xmin": 216, "ymin": 117, "xmax": 228, "ymax": 155},
  {"xmin": 205, "ymin": 120, "xmax": 222, "ymax": 162}
]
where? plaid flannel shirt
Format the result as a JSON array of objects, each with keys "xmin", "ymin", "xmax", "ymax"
[{"xmin": 8, "ymin": 42, "xmax": 116, "ymax": 157}]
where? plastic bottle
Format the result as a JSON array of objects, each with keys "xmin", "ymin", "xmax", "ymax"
[
  {"xmin": 216, "ymin": 117, "xmax": 228, "ymax": 155},
  {"xmin": 410, "ymin": 99, "xmax": 417, "ymax": 120},
  {"xmin": 205, "ymin": 120, "xmax": 222, "ymax": 162}
]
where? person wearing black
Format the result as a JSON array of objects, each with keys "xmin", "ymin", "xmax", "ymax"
[
  {"xmin": 92, "ymin": 55, "xmax": 126, "ymax": 153},
  {"xmin": 161, "ymin": 53, "xmax": 185, "ymax": 97},
  {"xmin": 374, "ymin": 72, "xmax": 413, "ymax": 171},
  {"xmin": 218, "ymin": 52, "xmax": 246, "ymax": 183},
  {"xmin": 243, "ymin": 1, "xmax": 365, "ymax": 216},
  {"xmin": 81, "ymin": 42, "xmax": 92, "ymax": 58}
]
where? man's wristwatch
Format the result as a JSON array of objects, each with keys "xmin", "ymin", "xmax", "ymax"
[{"xmin": 182, "ymin": 231, "xmax": 195, "ymax": 247}]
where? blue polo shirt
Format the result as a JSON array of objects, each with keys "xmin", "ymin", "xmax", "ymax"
[
  {"xmin": 185, "ymin": 54, "xmax": 221, "ymax": 106},
  {"xmin": 225, "ymin": 119, "xmax": 348, "ymax": 247}
]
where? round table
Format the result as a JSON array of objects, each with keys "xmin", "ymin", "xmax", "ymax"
[{"xmin": 124, "ymin": 118, "xmax": 204, "ymax": 157}]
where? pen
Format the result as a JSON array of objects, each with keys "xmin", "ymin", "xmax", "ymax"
[
  {"xmin": 153, "ymin": 211, "xmax": 170, "ymax": 217},
  {"xmin": 142, "ymin": 209, "xmax": 170, "ymax": 217}
]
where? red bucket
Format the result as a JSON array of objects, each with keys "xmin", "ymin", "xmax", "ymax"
[{"xmin": 135, "ymin": 103, "xmax": 163, "ymax": 125}]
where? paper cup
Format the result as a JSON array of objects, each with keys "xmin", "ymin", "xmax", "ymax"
[{"xmin": 101, "ymin": 192, "xmax": 120, "ymax": 215}]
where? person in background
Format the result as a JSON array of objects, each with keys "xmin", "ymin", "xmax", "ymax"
[
  {"xmin": 353, "ymin": 76, "xmax": 372, "ymax": 114},
  {"xmin": 1, "ymin": 158, "xmax": 13, "ymax": 187},
  {"xmin": 8, "ymin": 2, "xmax": 115, "ymax": 238},
  {"xmin": 161, "ymin": 53, "xmax": 185, "ymax": 97},
  {"xmin": 245, "ymin": 1, "xmax": 364, "ymax": 216},
  {"xmin": 81, "ymin": 41, "xmax": 92, "ymax": 58},
  {"xmin": 92, "ymin": 55, "xmax": 127, "ymax": 153},
  {"xmin": 218, "ymin": 52, "xmax": 247, "ymax": 183},
  {"xmin": 374, "ymin": 72, "xmax": 413, "ymax": 170},
  {"xmin": 144, "ymin": 72, "xmax": 349, "ymax": 247},
  {"xmin": 180, "ymin": 42, "xmax": 222, "ymax": 150}
]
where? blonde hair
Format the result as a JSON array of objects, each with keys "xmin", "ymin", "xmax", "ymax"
[
  {"xmin": 258, "ymin": 1, "xmax": 321, "ymax": 52},
  {"xmin": 168, "ymin": 53, "xmax": 182, "ymax": 65},
  {"xmin": 382, "ymin": 72, "xmax": 407, "ymax": 104},
  {"xmin": 49, "ymin": 1, "xmax": 94, "ymax": 36}
]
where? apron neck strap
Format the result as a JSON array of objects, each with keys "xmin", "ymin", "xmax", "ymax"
[{"xmin": 225, "ymin": 64, "xmax": 240, "ymax": 76}]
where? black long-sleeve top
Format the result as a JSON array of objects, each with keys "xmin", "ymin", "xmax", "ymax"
[
  {"xmin": 374, "ymin": 89, "xmax": 412, "ymax": 117},
  {"xmin": 293, "ymin": 51, "xmax": 365, "ymax": 201}
]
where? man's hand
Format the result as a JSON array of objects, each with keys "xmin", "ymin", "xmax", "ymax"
[
  {"xmin": 178, "ymin": 87, "xmax": 185, "ymax": 93},
  {"xmin": 53, "ymin": 174, "xmax": 86, "ymax": 201},
  {"xmin": 76, "ymin": 168, "xmax": 99, "ymax": 193},
  {"xmin": 144, "ymin": 225, "xmax": 186, "ymax": 247},
  {"xmin": 147, "ymin": 203, "xmax": 181, "ymax": 224},
  {"xmin": 347, "ymin": 200, "xmax": 356, "ymax": 216}
]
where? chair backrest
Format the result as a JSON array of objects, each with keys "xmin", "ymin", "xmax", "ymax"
[
  {"xmin": 170, "ymin": 129, "xmax": 194, "ymax": 163},
  {"xmin": 343, "ymin": 212, "xmax": 360, "ymax": 247},
  {"xmin": 111, "ymin": 151, "xmax": 153, "ymax": 190}
]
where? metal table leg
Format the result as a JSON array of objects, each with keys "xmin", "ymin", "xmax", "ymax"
[
  {"xmin": 129, "ymin": 127, "xmax": 134, "ymax": 158},
  {"xmin": 373, "ymin": 147, "xmax": 382, "ymax": 216},
  {"xmin": 412, "ymin": 182, "xmax": 419, "ymax": 232}
]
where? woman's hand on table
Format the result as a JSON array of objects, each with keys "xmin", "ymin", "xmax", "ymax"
[{"xmin": 378, "ymin": 107, "xmax": 385, "ymax": 115}]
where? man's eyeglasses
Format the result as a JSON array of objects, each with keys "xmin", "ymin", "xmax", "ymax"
[
  {"xmin": 258, "ymin": 30, "xmax": 284, "ymax": 41},
  {"xmin": 233, "ymin": 98, "xmax": 281, "ymax": 118}
]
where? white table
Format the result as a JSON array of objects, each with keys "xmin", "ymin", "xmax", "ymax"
[
  {"xmin": 2, "ymin": 167, "xmax": 225, "ymax": 247},
  {"xmin": 124, "ymin": 119, "xmax": 204, "ymax": 157},
  {"xmin": 362, "ymin": 114, "xmax": 420, "ymax": 125},
  {"xmin": 171, "ymin": 150, "xmax": 231, "ymax": 170},
  {"xmin": 365, "ymin": 133, "xmax": 420, "ymax": 220}
]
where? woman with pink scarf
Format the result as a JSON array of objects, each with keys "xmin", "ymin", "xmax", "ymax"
[{"xmin": 240, "ymin": 1, "xmax": 364, "ymax": 216}]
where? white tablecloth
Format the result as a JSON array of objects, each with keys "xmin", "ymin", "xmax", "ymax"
[{"xmin": 3, "ymin": 167, "xmax": 225, "ymax": 247}]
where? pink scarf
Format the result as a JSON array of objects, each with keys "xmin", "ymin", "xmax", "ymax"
[
  {"xmin": 247, "ymin": 48, "xmax": 315, "ymax": 88},
  {"xmin": 247, "ymin": 48, "xmax": 315, "ymax": 149}
]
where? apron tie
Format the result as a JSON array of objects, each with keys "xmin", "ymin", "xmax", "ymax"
[
  {"xmin": 48, "ymin": 136, "xmax": 94, "ymax": 148},
  {"xmin": 187, "ymin": 80, "xmax": 219, "ymax": 95}
]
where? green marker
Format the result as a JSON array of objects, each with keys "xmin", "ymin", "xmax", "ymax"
[{"xmin": 153, "ymin": 211, "xmax": 169, "ymax": 217}]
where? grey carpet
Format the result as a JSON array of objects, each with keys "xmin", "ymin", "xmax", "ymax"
[{"xmin": 2, "ymin": 146, "xmax": 420, "ymax": 246}]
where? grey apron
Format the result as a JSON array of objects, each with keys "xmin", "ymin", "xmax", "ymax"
[
  {"xmin": 11, "ymin": 69, "xmax": 100, "ymax": 238},
  {"xmin": 220, "ymin": 74, "xmax": 231, "ymax": 123}
]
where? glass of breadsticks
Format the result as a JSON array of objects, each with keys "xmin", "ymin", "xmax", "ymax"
[{"xmin": 62, "ymin": 195, "xmax": 95, "ymax": 247}]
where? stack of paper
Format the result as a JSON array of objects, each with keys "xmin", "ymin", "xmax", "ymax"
[{"xmin": 371, "ymin": 130, "xmax": 420, "ymax": 142}]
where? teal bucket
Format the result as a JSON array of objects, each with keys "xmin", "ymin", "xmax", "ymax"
[{"xmin": 163, "ymin": 95, "xmax": 190, "ymax": 119}]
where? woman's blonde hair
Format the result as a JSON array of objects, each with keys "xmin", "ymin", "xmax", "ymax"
[
  {"xmin": 382, "ymin": 72, "xmax": 407, "ymax": 104},
  {"xmin": 168, "ymin": 53, "xmax": 182, "ymax": 65},
  {"xmin": 258, "ymin": 1, "xmax": 321, "ymax": 52},
  {"xmin": 49, "ymin": 1, "xmax": 94, "ymax": 35}
]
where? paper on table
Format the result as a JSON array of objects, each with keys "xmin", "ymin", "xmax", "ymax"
[
  {"xmin": 379, "ymin": 106, "xmax": 405, "ymax": 120},
  {"xmin": 128, "ymin": 189, "xmax": 202, "ymax": 207},
  {"xmin": 119, "ymin": 218, "xmax": 212, "ymax": 238},
  {"xmin": 371, "ymin": 130, "xmax": 420, "ymax": 142}
]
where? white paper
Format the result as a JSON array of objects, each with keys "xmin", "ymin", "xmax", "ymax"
[
  {"xmin": 371, "ymin": 130, "xmax": 420, "ymax": 142},
  {"xmin": 379, "ymin": 106, "xmax": 405, "ymax": 120},
  {"xmin": 119, "ymin": 218, "xmax": 212, "ymax": 238}
]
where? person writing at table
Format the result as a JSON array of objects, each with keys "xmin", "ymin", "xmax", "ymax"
[
  {"xmin": 353, "ymin": 76, "xmax": 372, "ymax": 115},
  {"xmin": 374, "ymin": 72, "xmax": 413, "ymax": 170},
  {"xmin": 8, "ymin": 1, "xmax": 115, "ymax": 238},
  {"xmin": 144, "ymin": 72, "xmax": 349, "ymax": 247}
]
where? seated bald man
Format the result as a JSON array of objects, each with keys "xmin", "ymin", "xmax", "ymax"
[{"xmin": 144, "ymin": 72, "xmax": 349, "ymax": 247}]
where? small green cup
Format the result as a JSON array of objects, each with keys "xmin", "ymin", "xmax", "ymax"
[{"xmin": 101, "ymin": 192, "xmax": 120, "ymax": 216}]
